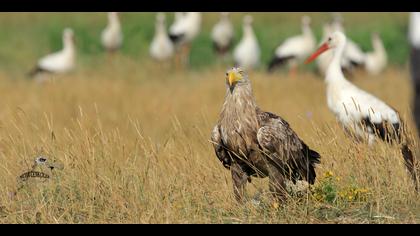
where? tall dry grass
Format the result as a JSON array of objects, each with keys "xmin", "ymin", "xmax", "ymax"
[{"xmin": 0, "ymin": 61, "xmax": 418, "ymax": 223}]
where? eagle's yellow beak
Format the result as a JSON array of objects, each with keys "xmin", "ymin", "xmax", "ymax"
[{"xmin": 228, "ymin": 72, "xmax": 239, "ymax": 87}]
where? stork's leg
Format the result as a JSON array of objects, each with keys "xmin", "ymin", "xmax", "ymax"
[
  {"xmin": 231, "ymin": 163, "xmax": 249, "ymax": 202},
  {"xmin": 289, "ymin": 64, "xmax": 298, "ymax": 78},
  {"xmin": 107, "ymin": 50, "xmax": 118, "ymax": 67},
  {"xmin": 182, "ymin": 43, "xmax": 191, "ymax": 67},
  {"xmin": 174, "ymin": 48, "xmax": 182, "ymax": 70},
  {"xmin": 268, "ymin": 165, "xmax": 287, "ymax": 202}
]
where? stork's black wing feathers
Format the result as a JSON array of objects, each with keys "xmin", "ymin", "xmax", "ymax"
[
  {"xmin": 361, "ymin": 116, "xmax": 401, "ymax": 143},
  {"xmin": 27, "ymin": 65, "xmax": 52, "ymax": 78},
  {"xmin": 169, "ymin": 33, "xmax": 185, "ymax": 45},
  {"xmin": 267, "ymin": 55, "xmax": 295, "ymax": 73}
]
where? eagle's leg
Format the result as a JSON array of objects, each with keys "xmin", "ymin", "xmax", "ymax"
[
  {"xmin": 268, "ymin": 165, "xmax": 287, "ymax": 202},
  {"xmin": 231, "ymin": 162, "xmax": 249, "ymax": 202}
]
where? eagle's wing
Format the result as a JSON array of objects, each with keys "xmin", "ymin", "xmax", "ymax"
[
  {"xmin": 211, "ymin": 124, "xmax": 231, "ymax": 169},
  {"xmin": 256, "ymin": 110, "xmax": 320, "ymax": 184}
]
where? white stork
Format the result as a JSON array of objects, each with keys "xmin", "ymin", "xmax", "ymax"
[
  {"xmin": 233, "ymin": 15, "xmax": 261, "ymax": 70},
  {"xmin": 169, "ymin": 12, "xmax": 202, "ymax": 66},
  {"xmin": 29, "ymin": 28, "xmax": 76, "ymax": 78},
  {"xmin": 305, "ymin": 31, "xmax": 418, "ymax": 191},
  {"xmin": 211, "ymin": 12, "xmax": 234, "ymax": 59},
  {"xmin": 149, "ymin": 13, "xmax": 174, "ymax": 62},
  {"xmin": 268, "ymin": 16, "xmax": 316, "ymax": 75},
  {"xmin": 101, "ymin": 12, "xmax": 123, "ymax": 53},
  {"xmin": 409, "ymin": 12, "xmax": 420, "ymax": 134},
  {"xmin": 365, "ymin": 32, "xmax": 387, "ymax": 75}
]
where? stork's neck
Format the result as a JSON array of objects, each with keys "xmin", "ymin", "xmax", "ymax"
[
  {"xmin": 185, "ymin": 12, "xmax": 201, "ymax": 24},
  {"xmin": 243, "ymin": 25, "xmax": 255, "ymax": 40},
  {"xmin": 409, "ymin": 12, "xmax": 420, "ymax": 47},
  {"xmin": 63, "ymin": 37, "xmax": 75, "ymax": 53},
  {"xmin": 333, "ymin": 22, "xmax": 345, "ymax": 33},
  {"xmin": 155, "ymin": 21, "xmax": 166, "ymax": 36},
  {"xmin": 326, "ymin": 41, "xmax": 346, "ymax": 84},
  {"xmin": 108, "ymin": 13, "xmax": 121, "ymax": 29},
  {"xmin": 302, "ymin": 24, "xmax": 313, "ymax": 39},
  {"xmin": 372, "ymin": 37, "xmax": 385, "ymax": 56},
  {"xmin": 221, "ymin": 15, "xmax": 229, "ymax": 23}
]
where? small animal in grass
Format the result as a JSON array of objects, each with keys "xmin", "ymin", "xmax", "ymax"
[{"xmin": 13, "ymin": 156, "xmax": 64, "ymax": 196}]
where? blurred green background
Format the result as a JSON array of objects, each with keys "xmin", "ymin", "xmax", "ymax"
[{"xmin": 0, "ymin": 12, "xmax": 411, "ymax": 75}]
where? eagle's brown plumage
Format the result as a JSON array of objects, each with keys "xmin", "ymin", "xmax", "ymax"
[{"xmin": 211, "ymin": 67, "xmax": 320, "ymax": 201}]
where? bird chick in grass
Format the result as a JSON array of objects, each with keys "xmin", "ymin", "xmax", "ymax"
[{"xmin": 15, "ymin": 156, "xmax": 64, "ymax": 195}]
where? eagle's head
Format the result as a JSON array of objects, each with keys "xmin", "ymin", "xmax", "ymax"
[{"xmin": 225, "ymin": 67, "xmax": 248, "ymax": 93}]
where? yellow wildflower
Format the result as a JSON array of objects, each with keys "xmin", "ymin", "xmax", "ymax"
[{"xmin": 324, "ymin": 171, "xmax": 334, "ymax": 178}]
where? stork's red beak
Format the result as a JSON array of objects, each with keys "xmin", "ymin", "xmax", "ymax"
[{"xmin": 305, "ymin": 43, "xmax": 330, "ymax": 64}]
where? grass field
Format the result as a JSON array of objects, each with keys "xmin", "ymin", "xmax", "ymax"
[{"xmin": 0, "ymin": 13, "xmax": 419, "ymax": 223}]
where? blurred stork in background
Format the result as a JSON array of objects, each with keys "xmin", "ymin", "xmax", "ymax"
[
  {"xmin": 409, "ymin": 12, "xmax": 420, "ymax": 136},
  {"xmin": 28, "ymin": 28, "xmax": 76, "ymax": 82},
  {"xmin": 364, "ymin": 32, "xmax": 388, "ymax": 75},
  {"xmin": 101, "ymin": 12, "xmax": 123, "ymax": 53},
  {"xmin": 331, "ymin": 13, "xmax": 366, "ymax": 74},
  {"xmin": 211, "ymin": 12, "xmax": 234, "ymax": 62},
  {"xmin": 150, "ymin": 13, "xmax": 174, "ymax": 63},
  {"xmin": 169, "ymin": 12, "xmax": 202, "ymax": 67},
  {"xmin": 268, "ymin": 15, "xmax": 316, "ymax": 76},
  {"xmin": 233, "ymin": 15, "xmax": 261, "ymax": 70}
]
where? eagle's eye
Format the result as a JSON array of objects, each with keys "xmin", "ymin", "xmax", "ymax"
[{"xmin": 328, "ymin": 37, "xmax": 332, "ymax": 42}]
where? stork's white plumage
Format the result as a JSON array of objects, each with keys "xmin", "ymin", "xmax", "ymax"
[
  {"xmin": 211, "ymin": 12, "xmax": 234, "ymax": 57},
  {"xmin": 174, "ymin": 12, "xmax": 185, "ymax": 22},
  {"xmin": 169, "ymin": 12, "xmax": 201, "ymax": 46},
  {"xmin": 307, "ymin": 32, "xmax": 399, "ymax": 144},
  {"xmin": 233, "ymin": 15, "xmax": 260, "ymax": 70},
  {"xmin": 409, "ymin": 13, "xmax": 420, "ymax": 137},
  {"xmin": 29, "ymin": 28, "xmax": 76, "ymax": 77},
  {"xmin": 268, "ymin": 16, "xmax": 316, "ymax": 73},
  {"xmin": 409, "ymin": 12, "xmax": 420, "ymax": 47},
  {"xmin": 306, "ymin": 31, "xmax": 418, "ymax": 190},
  {"xmin": 365, "ymin": 32, "xmax": 387, "ymax": 75},
  {"xmin": 101, "ymin": 12, "xmax": 123, "ymax": 52},
  {"xmin": 149, "ymin": 13, "xmax": 174, "ymax": 61}
]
